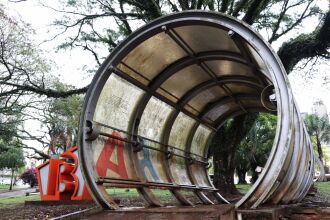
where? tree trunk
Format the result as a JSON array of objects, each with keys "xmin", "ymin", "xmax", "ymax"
[
  {"xmin": 210, "ymin": 113, "xmax": 257, "ymax": 196},
  {"xmin": 237, "ymin": 168, "xmax": 247, "ymax": 184},
  {"xmin": 249, "ymin": 162, "xmax": 259, "ymax": 184},
  {"xmin": 315, "ymin": 156, "xmax": 327, "ymax": 182},
  {"xmin": 316, "ymin": 136, "xmax": 324, "ymax": 165},
  {"xmin": 278, "ymin": 11, "xmax": 330, "ymax": 73},
  {"xmin": 9, "ymin": 168, "xmax": 14, "ymax": 191},
  {"xmin": 13, "ymin": 175, "xmax": 17, "ymax": 186},
  {"xmin": 65, "ymin": 130, "xmax": 73, "ymax": 151},
  {"xmin": 213, "ymin": 131, "xmax": 240, "ymax": 195}
]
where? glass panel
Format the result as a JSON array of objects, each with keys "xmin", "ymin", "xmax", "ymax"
[
  {"xmin": 168, "ymin": 113, "xmax": 195, "ymax": 150},
  {"xmin": 191, "ymin": 125, "xmax": 212, "ymax": 157},
  {"xmin": 137, "ymin": 147, "xmax": 168, "ymax": 183},
  {"xmin": 156, "ymin": 88, "xmax": 179, "ymax": 103},
  {"xmin": 205, "ymin": 60, "xmax": 254, "ymax": 77},
  {"xmin": 225, "ymin": 83, "xmax": 259, "ymax": 94},
  {"xmin": 188, "ymin": 86, "xmax": 226, "ymax": 112},
  {"xmin": 137, "ymin": 97, "xmax": 174, "ymax": 183},
  {"xmin": 174, "ymin": 25, "xmax": 240, "ymax": 53},
  {"xmin": 121, "ymin": 32, "xmax": 187, "ymax": 81},
  {"xmin": 138, "ymin": 97, "xmax": 173, "ymax": 142},
  {"xmin": 117, "ymin": 63, "xmax": 150, "ymax": 85},
  {"xmin": 204, "ymin": 102, "xmax": 236, "ymax": 122},
  {"xmin": 191, "ymin": 127, "xmax": 212, "ymax": 188},
  {"xmin": 92, "ymin": 74, "xmax": 144, "ymax": 180},
  {"xmin": 161, "ymin": 64, "xmax": 211, "ymax": 99},
  {"xmin": 93, "ymin": 74, "xmax": 144, "ymax": 131},
  {"xmin": 191, "ymin": 164, "xmax": 211, "ymax": 187},
  {"xmin": 93, "ymin": 126, "xmax": 139, "ymax": 180},
  {"xmin": 168, "ymin": 113, "xmax": 196, "ymax": 185},
  {"xmin": 170, "ymin": 157, "xmax": 192, "ymax": 185},
  {"xmin": 184, "ymin": 104, "xmax": 200, "ymax": 116},
  {"xmin": 240, "ymin": 99, "xmax": 262, "ymax": 107}
]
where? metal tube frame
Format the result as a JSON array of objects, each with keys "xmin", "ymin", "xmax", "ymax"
[{"xmin": 78, "ymin": 11, "xmax": 315, "ymax": 210}]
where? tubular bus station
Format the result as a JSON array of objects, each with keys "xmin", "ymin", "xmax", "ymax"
[{"xmin": 77, "ymin": 11, "xmax": 315, "ymax": 219}]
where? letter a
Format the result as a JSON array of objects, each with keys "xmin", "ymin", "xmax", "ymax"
[{"xmin": 96, "ymin": 131, "xmax": 128, "ymax": 178}]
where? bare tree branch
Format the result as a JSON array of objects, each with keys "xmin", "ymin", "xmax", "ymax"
[
  {"xmin": 278, "ymin": 11, "xmax": 330, "ymax": 73},
  {"xmin": 269, "ymin": 0, "xmax": 317, "ymax": 43},
  {"xmin": 232, "ymin": 0, "xmax": 248, "ymax": 16}
]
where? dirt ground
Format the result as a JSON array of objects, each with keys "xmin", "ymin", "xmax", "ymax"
[
  {"xmin": 0, "ymin": 202, "xmax": 96, "ymax": 220},
  {"xmin": 0, "ymin": 193, "xmax": 202, "ymax": 219},
  {"xmin": 0, "ymin": 187, "xmax": 329, "ymax": 219}
]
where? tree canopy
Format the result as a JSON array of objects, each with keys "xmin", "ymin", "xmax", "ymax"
[
  {"xmin": 0, "ymin": 146, "xmax": 25, "ymax": 170},
  {"xmin": 45, "ymin": 0, "xmax": 329, "ymax": 74},
  {"xmin": 0, "ymin": 140, "xmax": 25, "ymax": 190},
  {"xmin": 0, "ymin": 7, "xmax": 88, "ymax": 99},
  {"xmin": 304, "ymin": 113, "xmax": 330, "ymax": 164},
  {"xmin": 236, "ymin": 113, "xmax": 277, "ymax": 184},
  {"xmin": 0, "ymin": 8, "xmax": 85, "ymax": 159}
]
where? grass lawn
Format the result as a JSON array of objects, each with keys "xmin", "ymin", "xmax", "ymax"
[
  {"xmin": 0, "ymin": 182, "xmax": 327, "ymax": 210},
  {"xmin": 106, "ymin": 187, "xmax": 196, "ymax": 204},
  {"xmin": 314, "ymin": 181, "xmax": 330, "ymax": 200},
  {"xmin": 235, "ymin": 182, "xmax": 330, "ymax": 202},
  {"xmin": 105, "ymin": 183, "xmax": 330, "ymax": 203},
  {"xmin": 0, "ymin": 195, "xmax": 40, "ymax": 209},
  {"xmin": 235, "ymin": 184, "xmax": 252, "ymax": 194},
  {"xmin": 106, "ymin": 188, "xmax": 139, "ymax": 197},
  {"xmin": 0, "ymin": 184, "xmax": 14, "ymax": 189},
  {"xmin": 106, "ymin": 188, "xmax": 190, "ymax": 200},
  {"xmin": 106, "ymin": 188, "xmax": 195, "ymax": 198}
]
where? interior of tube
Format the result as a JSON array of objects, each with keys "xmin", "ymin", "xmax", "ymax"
[
  {"xmin": 79, "ymin": 12, "xmax": 292, "ymax": 209},
  {"xmin": 206, "ymin": 112, "xmax": 277, "ymax": 199}
]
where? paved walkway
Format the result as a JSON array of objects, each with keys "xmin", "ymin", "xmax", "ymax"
[{"xmin": 0, "ymin": 188, "xmax": 36, "ymax": 198}]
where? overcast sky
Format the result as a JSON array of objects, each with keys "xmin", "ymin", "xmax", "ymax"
[{"xmin": 3, "ymin": 0, "xmax": 330, "ymax": 114}]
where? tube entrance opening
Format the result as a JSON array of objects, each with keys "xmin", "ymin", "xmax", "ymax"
[{"xmin": 207, "ymin": 112, "xmax": 277, "ymax": 203}]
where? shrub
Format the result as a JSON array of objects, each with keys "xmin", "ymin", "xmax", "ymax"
[{"xmin": 20, "ymin": 168, "xmax": 38, "ymax": 188}]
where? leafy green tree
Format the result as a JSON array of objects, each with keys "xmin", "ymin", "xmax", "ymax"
[
  {"xmin": 236, "ymin": 113, "xmax": 277, "ymax": 184},
  {"xmin": 0, "ymin": 143, "xmax": 25, "ymax": 190},
  {"xmin": 0, "ymin": 99, "xmax": 25, "ymax": 190},
  {"xmin": 0, "ymin": 7, "xmax": 87, "ymax": 159},
  {"xmin": 45, "ymin": 0, "xmax": 329, "ymax": 71},
  {"xmin": 42, "ymin": 85, "xmax": 83, "ymax": 154},
  {"xmin": 304, "ymin": 114, "xmax": 330, "ymax": 165},
  {"xmin": 0, "ymin": 7, "xmax": 88, "ymax": 99},
  {"xmin": 209, "ymin": 114, "xmax": 257, "ymax": 195},
  {"xmin": 17, "ymin": 82, "xmax": 83, "ymax": 159}
]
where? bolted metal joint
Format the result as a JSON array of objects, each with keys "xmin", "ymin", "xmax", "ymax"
[
  {"xmin": 85, "ymin": 120, "xmax": 100, "ymax": 141},
  {"xmin": 133, "ymin": 141, "xmax": 143, "ymax": 152}
]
